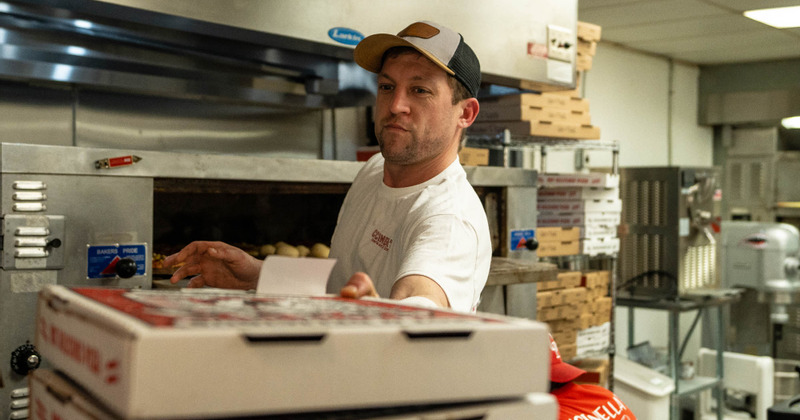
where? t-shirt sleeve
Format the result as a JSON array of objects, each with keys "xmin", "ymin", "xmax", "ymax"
[{"xmin": 395, "ymin": 214, "xmax": 483, "ymax": 312}]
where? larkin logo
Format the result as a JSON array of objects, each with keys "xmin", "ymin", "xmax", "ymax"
[{"xmin": 371, "ymin": 229, "xmax": 392, "ymax": 251}]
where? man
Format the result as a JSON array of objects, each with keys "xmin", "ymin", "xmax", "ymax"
[
  {"xmin": 549, "ymin": 335, "xmax": 637, "ymax": 419},
  {"xmin": 164, "ymin": 21, "xmax": 491, "ymax": 313}
]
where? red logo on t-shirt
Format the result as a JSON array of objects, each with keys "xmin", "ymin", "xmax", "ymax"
[{"xmin": 371, "ymin": 229, "xmax": 392, "ymax": 251}]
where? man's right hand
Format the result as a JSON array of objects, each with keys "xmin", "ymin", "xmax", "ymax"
[{"xmin": 163, "ymin": 241, "xmax": 262, "ymax": 289}]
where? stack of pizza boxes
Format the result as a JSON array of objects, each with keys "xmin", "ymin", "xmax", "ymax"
[
  {"xmin": 536, "ymin": 172, "xmax": 622, "ymax": 257},
  {"xmin": 535, "ymin": 270, "xmax": 583, "ymax": 361},
  {"xmin": 29, "ymin": 285, "xmax": 558, "ymax": 419},
  {"xmin": 570, "ymin": 269, "xmax": 613, "ymax": 386}
]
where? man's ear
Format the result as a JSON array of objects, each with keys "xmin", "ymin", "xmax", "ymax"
[{"xmin": 458, "ymin": 98, "xmax": 480, "ymax": 129}]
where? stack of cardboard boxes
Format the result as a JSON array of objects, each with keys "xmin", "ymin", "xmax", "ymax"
[
  {"xmin": 536, "ymin": 173, "xmax": 621, "ymax": 257},
  {"xmin": 577, "ymin": 21, "xmax": 602, "ymax": 74},
  {"xmin": 537, "ymin": 269, "xmax": 613, "ymax": 362},
  {"xmin": 469, "ymin": 92, "xmax": 600, "ymax": 140}
]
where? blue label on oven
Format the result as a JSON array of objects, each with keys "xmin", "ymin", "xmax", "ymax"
[
  {"xmin": 87, "ymin": 244, "xmax": 147, "ymax": 279},
  {"xmin": 510, "ymin": 229, "xmax": 535, "ymax": 251}
]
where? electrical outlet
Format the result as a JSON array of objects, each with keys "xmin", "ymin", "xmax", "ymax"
[{"xmin": 547, "ymin": 24, "xmax": 574, "ymax": 63}]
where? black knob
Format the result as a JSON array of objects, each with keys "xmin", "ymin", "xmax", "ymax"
[
  {"xmin": 526, "ymin": 237, "xmax": 539, "ymax": 251},
  {"xmin": 47, "ymin": 238, "xmax": 62, "ymax": 248},
  {"xmin": 10, "ymin": 342, "xmax": 41, "ymax": 375},
  {"xmin": 116, "ymin": 257, "xmax": 138, "ymax": 278}
]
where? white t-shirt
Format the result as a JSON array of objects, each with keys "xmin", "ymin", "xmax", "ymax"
[{"xmin": 327, "ymin": 154, "xmax": 492, "ymax": 313}]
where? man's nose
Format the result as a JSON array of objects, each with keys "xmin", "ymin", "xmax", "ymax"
[{"xmin": 389, "ymin": 90, "xmax": 411, "ymax": 114}]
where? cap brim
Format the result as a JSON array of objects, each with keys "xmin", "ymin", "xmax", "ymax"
[
  {"xmin": 353, "ymin": 33, "xmax": 455, "ymax": 76},
  {"xmin": 550, "ymin": 362, "xmax": 587, "ymax": 383}
]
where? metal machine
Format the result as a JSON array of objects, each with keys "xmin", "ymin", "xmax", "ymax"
[
  {"xmin": 722, "ymin": 222, "xmax": 800, "ymax": 324},
  {"xmin": 0, "ymin": 142, "xmax": 539, "ymax": 419},
  {"xmin": 618, "ymin": 166, "xmax": 722, "ymax": 299}
]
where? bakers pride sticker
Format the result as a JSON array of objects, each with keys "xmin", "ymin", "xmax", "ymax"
[{"xmin": 87, "ymin": 244, "xmax": 147, "ymax": 279}]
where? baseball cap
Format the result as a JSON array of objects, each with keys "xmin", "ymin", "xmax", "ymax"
[
  {"xmin": 550, "ymin": 333, "xmax": 586, "ymax": 383},
  {"xmin": 353, "ymin": 21, "xmax": 481, "ymax": 98}
]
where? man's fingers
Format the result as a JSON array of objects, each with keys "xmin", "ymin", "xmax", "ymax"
[{"xmin": 340, "ymin": 272, "xmax": 379, "ymax": 299}]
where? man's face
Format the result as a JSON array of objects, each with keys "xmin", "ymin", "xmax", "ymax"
[{"xmin": 374, "ymin": 52, "xmax": 462, "ymax": 166}]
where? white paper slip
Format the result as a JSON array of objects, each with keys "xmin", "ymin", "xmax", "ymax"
[{"xmin": 255, "ymin": 255, "xmax": 336, "ymax": 295}]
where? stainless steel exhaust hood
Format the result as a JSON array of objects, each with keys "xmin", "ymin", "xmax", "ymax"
[{"xmin": 1, "ymin": 0, "xmax": 578, "ymax": 108}]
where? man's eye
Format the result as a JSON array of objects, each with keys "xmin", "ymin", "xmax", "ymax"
[
  {"xmin": 413, "ymin": 88, "xmax": 430, "ymax": 94},
  {"xmin": 378, "ymin": 84, "xmax": 393, "ymax": 92}
]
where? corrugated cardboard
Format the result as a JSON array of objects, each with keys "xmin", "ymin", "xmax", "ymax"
[
  {"xmin": 458, "ymin": 147, "xmax": 489, "ymax": 166},
  {"xmin": 537, "ymin": 304, "xmax": 581, "ymax": 322},
  {"xmin": 537, "ymin": 240, "xmax": 580, "ymax": 257},
  {"xmin": 536, "ymin": 226, "xmax": 581, "ymax": 242},
  {"xmin": 578, "ymin": 21, "xmax": 602, "ymax": 42},
  {"xmin": 471, "ymin": 120, "xmax": 600, "ymax": 140},
  {"xmin": 480, "ymin": 93, "xmax": 590, "ymax": 112},
  {"xmin": 537, "ymin": 212, "xmax": 622, "ymax": 228},
  {"xmin": 537, "ymin": 198, "xmax": 622, "ymax": 214},
  {"xmin": 538, "ymin": 173, "xmax": 620, "ymax": 189},
  {"xmin": 36, "ymin": 286, "xmax": 550, "ymax": 419},
  {"xmin": 476, "ymin": 104, "xmax": 591, "ymax": 125},
  {"xmin": 536, "ymin": 287, "xmax": 588, "ymax": 309},
  {"xmin": 538, "ymin": 271, "xmax": 582, "ymax": 291},
  {"xmin": 538, "ymin": 187, "xmax": 619, "ymax": 201}
]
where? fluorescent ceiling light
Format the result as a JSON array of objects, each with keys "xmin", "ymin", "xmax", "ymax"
[
  {"xmin": 783, "ymin": 116, "xmax": 800, "ymax": 129},
  {"xmin": 744, "ymin": 6, "xmax": 800, "ymax": 28}
]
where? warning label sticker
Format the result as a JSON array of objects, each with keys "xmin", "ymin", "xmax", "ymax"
[
  {"xmin": 87, "ymin": 244, "xmax": 147, "ymax": 279},
  {"xmin": 509, "ymin": 229, "xmax": 536, "ymax": 252}
]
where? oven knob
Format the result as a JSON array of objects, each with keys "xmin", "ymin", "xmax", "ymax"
[
  {"xmin": 116, "ymin": 257, "xmax": 138, "ymax": 279},
  {"xmin": 10, "ymin": 342, "xmax": 41, "ymax": 375}
]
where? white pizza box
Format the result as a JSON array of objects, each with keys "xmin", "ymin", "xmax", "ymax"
[
  {"xmin": 538, "ymin": 186, "xmax": 619, "ymax": 201},
  {"xmin": 36, "ymin": 286, "xmax": 550, "ymax": 419},
  {"xmin": 29, "ymin": 368, "xmax": 558, "ymax": 420},
  {"xmin": 538, "ymin": 173, "xmax": 619, "ymax": 189},
  {"xmin": 537, "ymin": 212, "xmax": 622, "ymax": 227},
  {"xmin": 581, "ymin": 224, "xmax": 619, "ymax": 239},
  {"xmin": 581, "ymin": 237, "xmax": 621, "ymax": 256},
  {"xmin": 536, "ymin": 198, "xmax": 622, "ymax": 214}
]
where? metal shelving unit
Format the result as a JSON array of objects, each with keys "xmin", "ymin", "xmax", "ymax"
[
  {"xmin": 468, "ymin": 132, "xmax": 622, "ymax": 388},
  {"xmin": 617, "ymin": 291, "xmax": 743, "ymax": 420}
]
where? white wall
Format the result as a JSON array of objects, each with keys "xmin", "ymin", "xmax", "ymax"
[{"xmin": 584, "ymin": 43, "xmax": 714, "ymax": 365}]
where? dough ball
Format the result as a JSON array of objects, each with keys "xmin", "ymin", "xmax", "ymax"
[
  {"xmin": 276, "ymin": 244, "xmax": 300, "ymax": 258},
  {"xmin": 310, "ymin": 243, "xmax": 330, "ymax": 258}
]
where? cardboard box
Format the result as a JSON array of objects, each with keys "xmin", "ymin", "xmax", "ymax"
[
  {"xmin": 574, "ymin": 358, "xmax": 610, "ymax": 386},
  {"xmin": 536, "ymin": 226, "xmax": 581, "ymax": 242},
  {"xmin": 538, "ymin": 187, "xmax": 619, "ymax": 201},
  {"xmin": 537, "ymin": 271, "xmax": 582, "ymax": 291},
  {"xmin": 537, "ymin": 240, "xmax": 580, "ymax": 257},
  {"xmin": 551, "ymin": 329, "xmax": 578, "ymax": 348},
  {"xmin": 537, "ymin": 199, "xmax": 622, "ymax": 214},
  {"xmin": 547, "ymin": 317, "xmax": 580, "ymax": 333},
  {"xmin": 476, "ymin": 104, "xmax": 592, "ymax": 125},
  {"xmin": 536, "ymin": 287, "xmax": 588, "ymax": 309},
  {"xmin": 536, "ymin": 304, "xmax": 581, "ymax": 322},
  {"xmin": 29, "ymin": 369, "xmax": 559, "ymax": 420},
  {"xmin": 537, "ymin": 212, "xmax": 622, "ymax": 227},
  {"xmin": 581, "ymin": 237, "xmax": 621, "ymax": 256},
  {"xmin": 578, "ymin": 21, "xmax": 602, "ymax": 42},
  {"xmin": 589, "ymin": 296, "xmax": 613, "ymax": 315},
  {"xmin": 471, "ymin": 120, "xmax": 601, "ymax": 140},
  {"xmin": 458, "ymin": 147, "xmax": 489, "ymax": 166},
  {"xmin": 480, "ymin": 93, "xmax": 590, "ymax": 112},
  {"xmin": 30, "ymin": 369, "xmax": 119, "ymax": 420},
  {"xmin": 582, "ymin": 271, "xmax": 611, "ymax": 288},
  {"xmin": 576, "ymin": 322, "xmax": 611, "ymax": 358},
  {"xmin": 538, "ymin": 173, "xmax": 620, "ymax": 189},
  {"xmin": 582, "ymin": 224, "xmax": 619, "ymax": 239},
  {"xmin": 559, "ymin": 343, "xmax": 578, "ymax": 362},
  {"xmin": 578, "ymin": 39, "xmax": 597, "ymax": 56},
  {"xmin": 576, "ymin": 52, "xmax": 593, "ymax": 71},
  {"xmin": 36, "ymin": 286, "xmax": 550, "ymax": 419}
]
